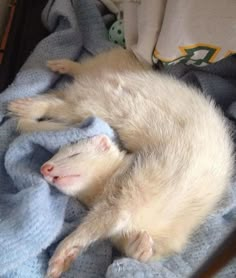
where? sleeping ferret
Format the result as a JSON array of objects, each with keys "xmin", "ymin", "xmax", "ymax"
[{"xmin": 8, "ymin": 48, "xmax": 234, "ymax": 278}]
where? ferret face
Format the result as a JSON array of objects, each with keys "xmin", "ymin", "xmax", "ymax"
[{"xmin": 40, "ymin": 135, "xmax": 117, "ymax": 196}]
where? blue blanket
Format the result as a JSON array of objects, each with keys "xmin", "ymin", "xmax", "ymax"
[
  {"xmin": 0, "ymin": 1, "xmax": 114, "ymax": 277},
  {"xmin": 0, "ymin": 0, "xmax": 235, "ymax": 277}
]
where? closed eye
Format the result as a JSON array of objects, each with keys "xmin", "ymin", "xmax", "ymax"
[
  {"xmin": 70, "ymin": 141, "xmax": 78, "ymax": 145},
  {"xmin": 68, "ymin": 153, "xmax": 80, "ymax": 158}
]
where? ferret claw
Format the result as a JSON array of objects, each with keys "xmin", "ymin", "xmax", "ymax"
[
  {"xmin": 46, "ymin": 243, "xmax": 80, "ymax": 277},
  {"xmin": 47, "ymin": 59, "xmax": 72, "ymax": 74},
  {"xmin": 126, "ymin": 231, "xmax": 154, "ymax": 262}
]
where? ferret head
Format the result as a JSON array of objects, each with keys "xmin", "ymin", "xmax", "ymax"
[{"xmin": 40, "ymin": 135, "xmax": 124, "ymax": 196}]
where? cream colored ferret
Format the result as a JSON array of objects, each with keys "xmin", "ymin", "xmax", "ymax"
[{"xmin": 8, "ymin": 48, "xmax": 234, "ymax": 278}]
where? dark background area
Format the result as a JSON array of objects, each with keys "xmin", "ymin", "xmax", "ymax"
[{"xmin": 0, "ymin": 0, "xmax": 49, "ymax": 92}]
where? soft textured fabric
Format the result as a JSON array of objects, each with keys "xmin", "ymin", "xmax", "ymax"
[
  {"xmin": 2, "ymin": 118, "xmax": 115, "ymax": 278},
  {"xmin": 153, "ymin": 0, "xmax": 236, "ymax": 66},
  {"xmin": 123, "ymin": 0, "xmax": 166, "ymax": 65},
  {"xmin": 121, "ymin": 0, "xmax": 236, "ymax": 66},
  {"xmin": 95, "ymin": 0, "xmax": 116, "ymax": 29},
  {"xmin": 164, "ymin": 54, "xmax": 236, "ymax": 125},
  {"xmin": 0, "ymin": 0, "xmax": 235, "ymax": 277},
  {"xmin": 100, "ymin": 0, "xmax": 122, "ymax": 14},
  {"xmin": 0, "ymin": 0, "xmax": 115, "ymax": 277}
]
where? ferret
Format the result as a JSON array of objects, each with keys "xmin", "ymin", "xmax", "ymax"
[{"xmin": 8, "ymin": 48, "xmax": 234, "ymax": 278}]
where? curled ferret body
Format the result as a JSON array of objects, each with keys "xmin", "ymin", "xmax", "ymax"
[{"xmin": 8, "ymin": 48, "xmax": 234, "ymax": 278}]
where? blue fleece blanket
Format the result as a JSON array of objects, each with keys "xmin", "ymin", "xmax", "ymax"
[
  {"xmin": 0, "ymin": 1, "xmax": 114, "ymax": 277},
  {"xmin": 0, "ymin": 0, "xmax": 235, "ymax": 277}
]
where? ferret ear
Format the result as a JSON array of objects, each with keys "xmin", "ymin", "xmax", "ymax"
[{"xmin": 91, "ymin": 135, "xmax": 111, "ymax": 151}]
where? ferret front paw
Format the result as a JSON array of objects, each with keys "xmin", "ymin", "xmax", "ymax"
[
  {"xmin": 125, "ymin": 231, "xmax": 154, "ymax": 262},
  {"xmin": 46, "ymin": 240, "xmax": 81, "ymax": 278},
  {"xmin": 7, "ymin": 98, "xmax": 45, "ymax": 119},
  {"xmin": 47, "ymin": 59, "xmax": 74, "ymax": 74}
]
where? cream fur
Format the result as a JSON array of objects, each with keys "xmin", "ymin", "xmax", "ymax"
[{"xmin": 8, "ymin": 48, "xmax": 234, "ymax": 278}]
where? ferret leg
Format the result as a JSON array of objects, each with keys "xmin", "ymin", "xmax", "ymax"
[
  {"xmin": 47, "ymin": 59, "xmax": 81, "ymax": 76},
  {"xmin": 112, "ymin": 231, "xmax": 155, "ymax": 262},
  {"xmin": 8, "ymin": 95, "xmax": 63, "ymax": 120},
  {"xmin": 17, "ymin": 118, "xmax": 68, "ymax": 132},
  {"xmin": 8, "ymin": 94, "xmax": 76, "ymax": 132},
  {"xmin": 46, "ymin": 201, "xmax": 130, "ymax": 278}
]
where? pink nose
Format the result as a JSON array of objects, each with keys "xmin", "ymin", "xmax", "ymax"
[{"xmin": 40, "ymin": 163, "xmax": 54, "ymax": 176}]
